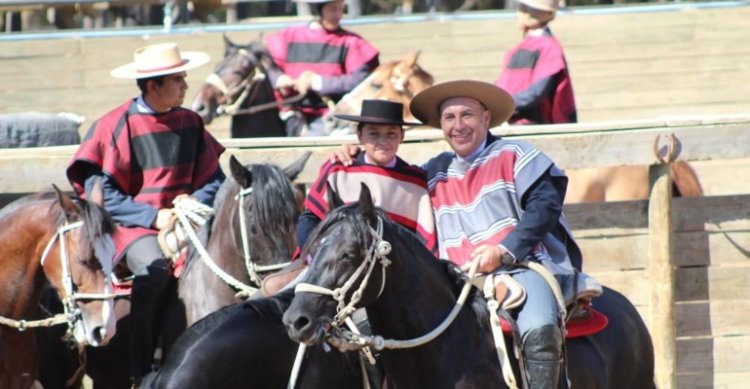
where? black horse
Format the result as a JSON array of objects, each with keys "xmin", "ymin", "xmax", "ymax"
[
  {"xmin": 283, "ymin": 184, "xmax": 656, "ymax": 389},
  {"xmin": 147, "ymin": 289, "xmax": 365, "ymax": 389},
  {"xmin": 192, "ymin": 35, "xmax": 286, "ymax": 138}
]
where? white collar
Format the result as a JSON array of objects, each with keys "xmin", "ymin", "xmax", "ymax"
[{"xmin": 456, "ymin": 137, "xmax": 487, "ymax": 163}]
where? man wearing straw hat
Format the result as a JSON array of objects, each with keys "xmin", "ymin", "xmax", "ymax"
[
  {"xmin": 336, "ymin": 80, "xmax": 598, "ymax": 388},
  {"xmin": 495, "ymin": 0, "xmax": 577, "ymax": 125},
  {"xmin": 67, "ymin": 42, "xmax": 225, "ymax": 385}
]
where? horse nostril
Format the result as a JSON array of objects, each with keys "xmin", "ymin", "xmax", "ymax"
[
  {"xmin": 92, "ymin": 326, "xmax": 106, "ymax": 345},
  {"xmin": 293, "ymin": 316, "xmax": 311, "ymax": 332}
]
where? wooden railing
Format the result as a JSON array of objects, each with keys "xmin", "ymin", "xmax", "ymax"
[{"xmin": 2, "ymin": 116, "xmax": 750, "ymax": 387}]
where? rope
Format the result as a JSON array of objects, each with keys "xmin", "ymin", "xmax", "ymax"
[
  {"xmin": 287, "ymin": 343, "xmax": 307, "ymax": 389},
  {"xmin": 295, "ymin": 216, "xmax": 481, "ymax": 353},
  {"xmin": 172, "ymin": 199, "xmax": 257, "ymax": 294},
  {"xmin": 359, "ymin": 257, "xmax": 478, "ymax": 351},
  {"xmin": 0, "ymin": 313, "xmax": 74, "ymax": 330},
  {"xmin": 484, "ymin": 277, "xmax": 519, "ymax": 389},
  {"xmin": 226, "ymin": 93, "xmax": 306, "ymax": 116}
]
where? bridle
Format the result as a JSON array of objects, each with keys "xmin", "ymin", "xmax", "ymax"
[
  {"xmin": 172, "ymin": 185, "xmax": 292, "ymax": 296},
  {"xmin": 294, "ymin": 216, "xmax": 392, "ymax": 328},
  {"xmin": 0, "ymin": 221, "xmax": 117, "ymax": 333},
  {"xmin": 287, "ymin": 215, "xmax": 476, "ymax": 389},
  {"xmin": 203, "ymin": 48, "xmax": 304, "ymax": 117},
  {"xmin": 233, "ymin": 186, "xmax": 291, "ymax": 286},
  {"xmin": 293, "ymin": 215, "xmax": 479, "ymax": 353},
  {"xmin": 203, "ymin": 48, "xmax": 272, "ymax": 117}
]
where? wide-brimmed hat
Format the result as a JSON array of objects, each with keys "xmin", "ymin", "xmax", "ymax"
[
  {"xmin": 110, "ymin": 42, "xmax": 210, "ymax": 79},
  {"xmin": 335, "ymin": 100, "xmax": 421, "ymax": 126},
  {"xmin": 519, "ymin": 0, "xmax": 558, "ymax": 12},
  {"xmin": 409, "ymin": 80, "xmax": 515, "ymax": 129}
]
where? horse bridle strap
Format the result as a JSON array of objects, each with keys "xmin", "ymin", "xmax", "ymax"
[
  {"xmin": 295, "ymin": 217, "xmax": 392, "ymax": 327},
  {"xmin": 172, "ymin": 197, "xmax": 257, "ymax": 294},
  {"xmin": 40, "ymin": 221, "xmax": 120, "ymax": 303},
  {"xmin": 3, "ymin": 221, "xmax": 119, "ymax": 332},
  {"xmin": 235, "ymin": 187, "xmax": 292, "ymax": 283}
]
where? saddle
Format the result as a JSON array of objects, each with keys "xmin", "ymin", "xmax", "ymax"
[{"xmin": 481, "ymin": 273, "xmax": 609, "ymax": 339}]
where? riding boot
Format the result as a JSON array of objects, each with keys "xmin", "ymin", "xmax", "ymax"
[
  {"xmin": 523, "ymin": 324, "xmax": 564, "ymax": 389},
  {"xmin": 129, "ymin": 265, "xmax": 170, "ymax": 385}
]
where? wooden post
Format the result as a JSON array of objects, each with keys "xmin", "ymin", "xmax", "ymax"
[{"xmin": 648, "ymin": 161, "xmax": 676, "ymax": 389}]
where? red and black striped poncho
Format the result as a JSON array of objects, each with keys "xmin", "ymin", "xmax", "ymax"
[{"xmin": 67, "ymin": 99, "xmax": 224, "ymax": 259}]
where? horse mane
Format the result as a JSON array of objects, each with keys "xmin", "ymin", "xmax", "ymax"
[
  {"xmin": 1, "ymin": 191, "xmax": 113, "ymax": 245},
  {"xmin": 182, "ymin": 163, "xmax": 299, "ymax": 273},
  {"xmin": 246, "ymin": 163, "xmax": 300, "ymax": 236},
  {"xmin": 381, "ymin": 214, "xmax": 490, "ymax": 326}
]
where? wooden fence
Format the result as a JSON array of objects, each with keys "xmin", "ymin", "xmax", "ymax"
[
  {"xmin": 1, "ymin": 116, "xmax": 749, "ymax": 387},
  {"xmin": 1, "ymin": 3, "xmax": 749, "ymax": 138}
]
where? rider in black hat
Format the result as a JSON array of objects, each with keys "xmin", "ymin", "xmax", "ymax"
[{"xmin": 296, "ymin": 99, "xmax": 437, "ymax": 256}]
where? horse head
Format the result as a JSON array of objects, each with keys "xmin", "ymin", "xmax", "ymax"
[
  {"xmin": 43, "ymin": 182, "xmax": 118, "ymax": 347},
  {"xmin": 283, "ymin": 183, "xmax": 390, "ymax": 344},
  {"xmin": 191, "ymin": 34, "xmax": 265, "ymax": 124},
  {"xmin": 223, "ymin": 152, "xmax": 311, "ymax": 285},
  {"xmin": 325, "ymin": 50, "xmax": 434, "ymax": 134}
]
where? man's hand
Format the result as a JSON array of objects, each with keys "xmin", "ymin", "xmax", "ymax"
[
  {"xmin": 275, "ymin": 74, "xmax": 295, "ymax": 97},
  {"xmin": 153, "ymin": 208, "xmax": 175, "ymax": 230},
  {"xmin": 329, "ymin": 144, "xmax": 361, "ymax": 166},
  {"xmin": 294, "ymin": 71, "xmax": 319, "ymax": 96},
  {"xmin": 173, "ymin": 194, "xmax": 197, "ymax": 205},
  {"xmin": 467, "ymin": 245, "xmax": 516, "ymax": 273},
  {"xmin": 471, "ymin": 245, "xmax": 502, "ymax": 273}
]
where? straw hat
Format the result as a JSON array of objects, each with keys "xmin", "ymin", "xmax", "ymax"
[
  {"xmin": 335, "ymin": 100, "xmax": 420, "ymax": 126},
  {"xmin": 110, "ymin": 42, "xmax": 210, "ymax": 79},
  {"xmin": 519, "ymin": 0, "xmax": 558, "ymax": 12},
  {"xmin": 409, "ymin": 80, "xmax": 515, "ymax": 129}
]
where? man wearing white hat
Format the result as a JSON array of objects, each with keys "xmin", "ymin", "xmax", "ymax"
[
  {"xmin": 335, "ymin": 80, "xmax": 595, "ymax": 388},
  {"xmin": 495, "ymin": 0, "xmax": 577, "ymax": 125},
  {"xmin": 265, "ymin": 0, "xmax": 379, "ymax": 136},
  {"xmin": 67, "ymin": 42, "xmax": 225, "ymax": 385}
]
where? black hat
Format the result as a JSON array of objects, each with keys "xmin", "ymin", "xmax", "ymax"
[{"xmin": 335, "ymin": 100, "xmax": 421, "ymax": 126}]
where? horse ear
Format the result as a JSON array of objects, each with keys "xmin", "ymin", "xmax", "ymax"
[
  {"xmin": 223, "ymin": 34, "xmax": 235, "ymax": 49},
  {"xmin": 53, "ymin": 184, "xmax": 79, "ymax": 222},
  {"xmin": 230, "ymin": 155, "xmax": 253, "ymax": 188},
  {"xmin": 326, "ymin": 181, "xmax": 344, "ymax": 212},
  {"xmin": 402, "ymin": 50, "xmax": 420, "ymax": 68},
  {"xmin": 358, "ymin": 183, "xmax": 376, "ymax": 226},
  {"xmin": 284, "ymin": 151, "xmax": 312, "ymax": 182},
  {"xmin": 88, "ymin": 177, "xmax": 105, "ymax": 207}
]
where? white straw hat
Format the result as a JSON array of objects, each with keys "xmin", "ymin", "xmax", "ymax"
[
  {"xmin": 110, "ymin": 42, "xmax": 210, "ymax": 79},
  {"xmin": 519, "ymin": 0, "xmax": 558, "ymax": 12}
]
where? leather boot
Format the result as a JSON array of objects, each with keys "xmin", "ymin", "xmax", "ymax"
[
  {"xmin": 129, "ymin": 265, "xmax": 169, "ymax": 384},
  {"xmin": 523, "ymin": 324, "xmax": 563, "ymax": 389}
]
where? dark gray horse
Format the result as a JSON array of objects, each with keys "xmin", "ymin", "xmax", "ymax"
[{"xmin": 284, "ymin": 184, "xmax": 656, "ymax": 389}]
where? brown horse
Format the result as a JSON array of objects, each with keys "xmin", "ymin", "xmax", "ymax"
[
  {"xmin": 0, "ymin": 184, "xmax": 117, "ymax": 389},
  {"xmin": 324, "ymin": 50, "xmax": 434, "ymax": 134},
  {"xmin": 565, "ymin": 162, "xmax": 703, "ymax": 203},
  {"xmin": 37, "ymin": 154, "xmax": 311, "ymax": 389},
  {"xmin": 192, "ymin": 35, "xmax": 286, "ymax": 138}
]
